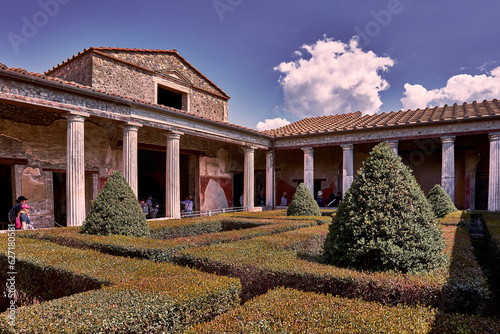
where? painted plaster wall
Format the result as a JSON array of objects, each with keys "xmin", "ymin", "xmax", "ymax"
[
  {"xmin": 198, "ymin": 145, "xmax": 243, "ymax": 210},
  {"xmin": 0, "ymin": 107, "xmax": 121, "ymax": 227}
]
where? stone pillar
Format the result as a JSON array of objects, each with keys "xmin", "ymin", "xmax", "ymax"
[
  {"xmin": 302, "ymin": 147, "xmax": 314, "ymax": 196},
  {"xmin": 441, "ymin": 136, "xmax": 455, "ymax": 203},
  {"xmin": 489, "ymin": 133, "xmax": 500, "ymax": 211},
  {"xmin": 166, "ymin": 131, "xmax": 182, "ymax": 218},
  {"xmin": 66, "ymin": 113, "xmax": 88, "ymax": 226},
  {"xmin": 244, "ymin": 147, "xmax": 255, "ymax": 210},
  {"xmin": 387, "ymin": 141, "xmax": 398, "ymax": 155},
  {"xmin": 341, "ymin": 144, "xmax": 354, "ymax": 196},
  {"xmin": 122, "ymin": 122, "xmax": 142, "ymax": 197},
  {"xmin": 265, "ymin": 150, "xmax": 274, "ymax": 207}
]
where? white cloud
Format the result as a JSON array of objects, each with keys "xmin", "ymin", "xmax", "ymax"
[
  {"xmin": 401, "ymin": 67, "xmax": 500, "ymax": 110},
  {"xmin": 256, "ymin": 118, "xmax": 291, "ymax": 131},
  {"xmin": 274, "ymin": 36, "xmax": 394, "ymax": 118}
]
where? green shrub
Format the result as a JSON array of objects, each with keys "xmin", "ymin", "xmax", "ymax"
[
  {"xmin": 324, "ymin": 142, "xmax": 447, "ymax": 274},
  {"xmin": 427, "ymin": 184, "xmax": 458, "ymax": 218},
  {"xmin": 81, "ymin": 170, "xmax": 150, "ymax": 237},
  {"xmin": 287, "ymin": 183, "xmax": 321, "ymax": 216}
]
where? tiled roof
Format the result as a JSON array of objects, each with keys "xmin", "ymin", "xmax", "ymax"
[
  {"xmin": 45, "ymin": 47, "xmax": 229, "ymax": 99},
  {"xmin": 267, "ymin": 100, "xmax": 500, "ymax": 137},
  {"xmin": 0, "ymin": 62, "xmax": 264, "ymax": 136}
]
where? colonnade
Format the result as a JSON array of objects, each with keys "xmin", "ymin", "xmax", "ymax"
[{"xmin": 65, "ymin": 114, "xmax": 500, "ymax": 225}]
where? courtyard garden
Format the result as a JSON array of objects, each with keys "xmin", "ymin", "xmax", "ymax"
[{"xmin": 2, "ymin": 143, "xmax": 500, "ymax": 333}]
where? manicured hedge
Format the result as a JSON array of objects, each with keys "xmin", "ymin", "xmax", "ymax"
[
  {"xmin": 482, "ymin": 212, "xmax": 500, "ymax": 284},
  {"xmin": 148, "ymin": 216, "xmax": 225, "ymax": 239},
  {"xmin": 147, "ymin": 212, "xmax": 327, "ymax": 239},
  {"xmin": 186, "ymin": 287, "xmax": 500, "ymax": 334},
  {"xmin": 22, "ymin": 219, "xmax": 319, "ymax": 263},
  {"xmin": 175, "ymin": 212, "xmax": 489, "ymax": 313},
  {"xmin": 0, "ymin": 235, "xmax": 240, "ymax": 333}
]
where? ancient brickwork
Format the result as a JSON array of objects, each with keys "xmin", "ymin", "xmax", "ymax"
[
  {"xmin": 92, "ymin": 56, "xmax": 156, "ymax": 102},
  {"xmin": 47, "ymin": 49, "xmax": 230, "ymax": 122},
  {"xmin": 100, "ymin": 50, "xmax": 226, "ymax": 97},
  {"xmin": 46, "ymin": 52, "xmax": 93, "ymax": 86},
  {"xmin": 190, "ymin": 89, "xmax": 227, "ymax": 122}
]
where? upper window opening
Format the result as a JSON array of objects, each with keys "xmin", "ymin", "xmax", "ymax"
[{"xmin": 157, "ymin": 86, "xmax": 183, "ymax": 110}]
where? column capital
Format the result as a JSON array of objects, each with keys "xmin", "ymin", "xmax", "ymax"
[
  {"xmin": 243, "ymin": 146, "xmax": 255, "ymax": 154},
  {"xmin": 124, "ymin": 121, "xmax": 143, "ymax": 129},
  {"xmin": 166, "ymin": 131, "xmax": 183, "ymax": 140},
  {"xmin": 489, "ymin": 132, "xmax": 500, "ymax": 141},
  {"xmin": 301, "ymin": 147, "xmax": 314, "ymax": 152},
  {"xmin": 341, "ymin": 143, "xmax": 353, "ymax": 151},
  {"xmin": 386, "ymin": 140, "xmax": 398, "ymax": 146},
  {"xmin": 65, "ymin": 112, "xmax": 89, "ymax": 122},
  {"xmin": 265, "ymin": 150, "xmax": 272, "ymax": 157},
  {"xmin": 441, "ymin": 136, "xmax": 456, "ymax": 143}
]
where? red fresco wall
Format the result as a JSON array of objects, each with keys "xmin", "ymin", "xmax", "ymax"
[{"xmin": 200, "ymin": 177, "xmax": 233, "ymax": 207}]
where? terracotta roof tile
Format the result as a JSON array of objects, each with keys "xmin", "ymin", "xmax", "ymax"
[{"xmin": 268, "ymin": 98, "xmax": 500, "ymax": 137}]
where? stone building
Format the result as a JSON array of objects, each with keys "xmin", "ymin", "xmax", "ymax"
[{"xmin": 1, "ymin": 47, "xmax": 500, "ymax": 228}]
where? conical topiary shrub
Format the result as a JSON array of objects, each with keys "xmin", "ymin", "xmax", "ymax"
[
  {"xmin": 426, "ymin": 184, "xmax": 458, "ymax": 218},
  {"xmin": 323, "ymin": 142, "xmax": 447, "ymax": 273},
  {"xmin": 81, "ymin": 170, "xmax": 150, "ymax": 237},
  {"xmin": 287, "ymin": 183, "xmax": 321, "ymax": 216}
]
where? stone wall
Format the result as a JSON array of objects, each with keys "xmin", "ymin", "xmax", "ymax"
[
  {"xmin": 46, "ymin": 52, "xmax": 93, "ymax": 86},
  {"xmin": 100, "ymin": 50, "xmax": 226, "ymax": 97},
  {"xmin": 92, "ymin": 56, "xmax": 156, "ymax": 103},
  {"xmin": 47, "ymin": 50, "xmax": 229, "ymax": 122}
]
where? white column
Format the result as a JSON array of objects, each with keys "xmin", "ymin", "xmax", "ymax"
[
  {"xmin": 244, "ymin": 147, "xmax": 255, "ymax": 210},
  {"xmin": 387, "ymin": 141, "xmax": 399, "ymax": 156},
  {"xmin": 265, "ymin": 150, "xmax": 274, "ymax": 207},
  {"xmin": 66, "ymin": 113, "xmax": 88, "ymax": 226},
  {"xmin": 166, "ymin": 131, "xmax": 182, "ymax": 218},
  {"xmin": 341, "ymin": 144, "xmax": 354, "ymax": 196},
  {"xmin": 302, "ymin": 147, "xmax": 314, "ymax": 196},
  {"xmin": 441, "ymin": 136, "xmax": 455, "ymax": 203},
  {"xmin": 123, "ymin": 122, "xmax": 142, "ymax": 197},
  {"xmin": 489, "ymin": 133, "xmax": 500, "ymax": 211}
]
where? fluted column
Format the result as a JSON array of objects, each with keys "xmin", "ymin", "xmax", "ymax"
[
  {"xmin": 123, "ymin": 122, "xmax": 142, "ymax": 197},
  {"xmin": 341, "ymin": 144, "xmax": 354, "ymax": 196},
  {"xmin": 302, "ymin": 147, "xmax": 314, "ymax": 196},
  {"xmin": 166, "ymin": 131, "xmax": 182, "ymax": 218},
  {"xmin": 387, "ymin": 141, "xmax": 398, "ymax": 155},
  {"xmin": 441, "ymin": 136, "xmax": 455, "ymax": 203},
  {"xmin": 244, "ymin": 147, "xmax": 255, "ymax": 210},
  {"xmin": 265, "ymin": 150, "xmax": 274, "ymax": 207},
  {"xmin": 489, "ymin": 133, "xmax": 500, "ymax": 211},
  {"xmin": 66, "ymin": 113, "xmax": 88, "ymax": 226}
]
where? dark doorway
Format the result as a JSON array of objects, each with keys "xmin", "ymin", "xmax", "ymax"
[
  {"xmin": 0, "ymin": 165, "xmax": 13, "ymax": 229},
  {"xmin": 475, "ymin": 156, "xmax": 489, "ymax": 210},
  {"xmin": 138, "ymin": 149, "xmax": 166, "ymax": 216},
  {"xmin": 180, "ymin": 154, "xmax": 189, "ymax": 203},
  {"xmin": 314, "ymin": 180, "xmax": 322, "ymax": 198},
  {"xmin": 233, "ymin": 173, "xmax": 244, "ymax": 207},
  {"xmin": 53, "ymin": 172, "xmax": 67, "ymax": 227}
]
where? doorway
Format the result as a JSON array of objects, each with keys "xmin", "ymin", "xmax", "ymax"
[
  {"xmin": 53, "ymin": 172, "xmax": 67, "ymax": 227},
  {"xmin": 475, "ymin": 156, "xmax": 488, "ymax": 210},
  {"xmin": 233, "ymin": 173, "xmax": 244, "ymax": 207},
  {"xmin": 0, "ymin": 165, "xmax": 13, "ymax": 229}
]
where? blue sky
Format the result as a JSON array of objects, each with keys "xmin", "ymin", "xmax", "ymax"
[{"xmin": 2, "ymin": 0, "xmax": 500, "ymax": 130}]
